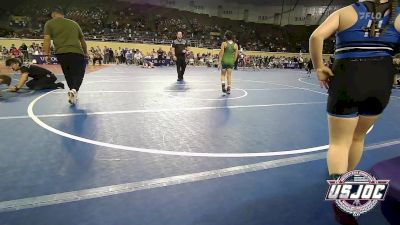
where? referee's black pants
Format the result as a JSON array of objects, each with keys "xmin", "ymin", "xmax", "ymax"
[
  {"xmin": 176, "ymin": 57, "xmax": 186, "ymax": 80},
  {"xmin": 56, "ymin": 53, "xmax": 86, "ymax": 91}
]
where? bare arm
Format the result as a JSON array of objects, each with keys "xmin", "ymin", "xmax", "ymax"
[
  {"xmin": 43, "ymin": 21, "xmax": 52, "ymax": 56},
  {"xmin": 185, "ymin": 44, "xmax": 189, "ymax": 54},
  {"xmin": 80, "ymin": 37, "xmax": 88, "ymax": 55},
  {"xmin": 309, "ymin": 10, "xmax": 339, "ymax": 89},
  {"xmin": 43, "ymin": 35, "xmax": 51, "ymax": 56},
  {"xmin": 171, "ymin": 47, "xmax": 175, "ymax": 57},
  {"xmin": 394, "ymin": 13, "xmax": 400, "ymax": 32},
  {"xmin": 170, "ymin": 42, "xmax": 176, "ymax": 60},
  {"xmin": 9, "ymin": 72, "xmax": 29, "ymax": 91},
  {"xmin": 78, "ymin": 25, "xmax": 87, "ymax": 55},
  {"xmin": 309, "ymin": 10, "xmax": 340, "ymax": 69},
  {"xmin": 234, "ymin": 44, "xmax": 239, "ymax": 62},
  {"xmin": 16, "ymin": 73, "xmax": 29, "ymax": 89},
  {"xmin": 218, "ymin": 42, "xmax": 225, "ymax": 65}
]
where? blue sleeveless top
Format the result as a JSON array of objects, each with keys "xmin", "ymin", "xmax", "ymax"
[{"xmin": 335, "ymin": 3, "xmax": 400, "ymax": 59}]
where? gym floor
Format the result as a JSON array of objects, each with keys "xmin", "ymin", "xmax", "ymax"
[{"xmin": 0, "ymin": 65, "xmax": 399, "ymax": 225}]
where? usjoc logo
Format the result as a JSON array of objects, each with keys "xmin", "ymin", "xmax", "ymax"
[{"xmin": 325, "ymin": 170, "xmax": 390, "ymax": 217}]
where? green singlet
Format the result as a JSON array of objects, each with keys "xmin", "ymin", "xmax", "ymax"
[{"xmin": 222, "ymin": 41, "xmax": 235, "ymax": 69}]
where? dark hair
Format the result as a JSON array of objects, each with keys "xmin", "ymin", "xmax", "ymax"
[
  {"xmin": 385, "ymin": 0, "xmax": 398, "ymax": 30},
  {"xmin": 367, "ymin": 0, "xmax": 398, "ymax": 36},
  {"xmin": 51, "ymin": 7, "xmax": 65, "ymax": 15},
  {"xmin": 224, "ymin": 31, "xmax": 233, "ymax": 41},
  {"xmin": 5, "ymin": 58, "xmax": 22, "ymax": 67}
]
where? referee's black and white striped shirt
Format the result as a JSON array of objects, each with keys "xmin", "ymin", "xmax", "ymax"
[{"xmin": 171, "ymin": 39, "xmax": 188, "ymax": 57}]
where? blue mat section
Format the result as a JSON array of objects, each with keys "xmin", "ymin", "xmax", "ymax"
[
  {"xmin": 0, "ymin": 66, "xmax": 399, "ymax": 224},
  {"xmin": 0, "ymin": 145, "xmax": 399, "ymax": 225}
]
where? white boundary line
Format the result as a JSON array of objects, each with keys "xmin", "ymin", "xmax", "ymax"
[
  {"xmin": 48, "ymin": 88, "xmax": 297, "ymax": 94},
  {"xmin": 162, "ymin": 88, "xmax": 248, "ymax": 101},
  {"xmin": 0, "ymin": 67, "xmax": 391, "ymax": 212},
  {"xmin": 237, "ymin": 78, "xmax": 329, "ymax": 96},
  {"xmin": 21, "ymin": 76, "xmax": 369, "ymax": 158},
  {"xmin": 87, "ymin": 80, "xmax": 218, "ymax": 84},
  {"xmin": 27, "ymin": 90, "xmax": 329, "ymax": 157},
  {"xmin": 4, "ymin": 75, "xmax": 376, "ymax": 158},
  {"xmin": 297, "ymin": 77, "xmax": 400, "ymax": 100},
  {"xmin": 1, "ymin": 101, "xmax": 326, "ymax": 121},
  {"xmin": 298, "ymin": 77, "xmax": 320, "ymax": 87},
  {"xmin": 0, "ymin": 137, "xmax": 398, "ymax": 212}
]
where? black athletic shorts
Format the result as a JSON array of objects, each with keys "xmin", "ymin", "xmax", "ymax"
[{"xmin": 327, "ymin": 56, "xmax": 395, "ymax": 117}]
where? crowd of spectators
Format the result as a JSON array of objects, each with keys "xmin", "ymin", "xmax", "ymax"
[
  {"xmin": 1, "ymin": 2, "xmax": 335, "ymax": 54},
  {"xmin": 1, "ymin": 42, "xmax": 327, "ymax": 72},
  {"xmin": 0, "ymin": 42, "xmax": 55, "ymax": 62},
  {"xmin": 85, "ymin": 50, "xmax": 322, "ymax": 71}
]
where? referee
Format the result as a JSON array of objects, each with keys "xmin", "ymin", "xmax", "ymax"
[
  {"xmin": 43, "ymin": 8, "xmax": 88, "ymax": 104},
  {"xmin": 171, "ymin": 31, "xmax": 189, "ymax": 81}
]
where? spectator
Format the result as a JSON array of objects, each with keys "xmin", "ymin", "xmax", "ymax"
[
  {"xmin": 93, "ymin": 50, "xmax": 103, "ymax": 65},
  {"xmin": 125, "ymin": 50, "xmax": 133, "ymax": 65},
  {"xmin": 10, "ymin": 46, "xmax": 23, "ymax": 62},
  {"xmin": 103, "ymin": 46, "xmax": 109, "ymax": 64}
]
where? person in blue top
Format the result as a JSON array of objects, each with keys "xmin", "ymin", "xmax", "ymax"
[{"xmin": 310, "ymin": 0, "xmax": 400, "ymax": 224}]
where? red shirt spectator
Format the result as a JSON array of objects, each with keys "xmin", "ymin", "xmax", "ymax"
[{"xmin": 10, "ymin": 47, "xmax": 21, "ymax": 58}]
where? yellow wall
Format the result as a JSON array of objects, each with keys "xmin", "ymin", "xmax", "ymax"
[
  {"xmin": 0, "ymin": 38, "xmax": 332, "ymax": 60},
  {"xmin": 0, "ymin": 38, "xmax": 214, "ymax": 56}
]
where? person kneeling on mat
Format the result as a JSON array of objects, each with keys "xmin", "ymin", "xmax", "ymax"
[{"xmin": 5, "ymin": 58, "xmax": 64, "ymax": 92}]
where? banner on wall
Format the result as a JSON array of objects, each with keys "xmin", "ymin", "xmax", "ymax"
[
  {"xmin": 144, "ymin": 58, "xmax": 173, "ymax": 66},
  {"xmin": 31, "ymin": 55, "xmax": 89, "ymax": 65},
  {"xmin": 282, "ymin": 62, "xmax": 299, "ymax": 69},
  {"xmin": 31, "ymin": 55, "xmax": 58, "ymax": 64},
  {"xmin": 32, "ymin": 55, "xmax": 172, "ymax": 66}
]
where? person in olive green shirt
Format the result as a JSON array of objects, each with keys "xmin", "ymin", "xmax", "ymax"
[{"xmin": 43, "ymin": 8, "xmax": 88, "ymax": 105}]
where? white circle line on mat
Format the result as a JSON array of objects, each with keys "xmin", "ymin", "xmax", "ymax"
[
  {"xmin": 26, "ymin": 79, "xmax": 374, "ymax": 158},
  {"xmin": 162, "ymin": 88, "xmax": 248, "ymax": 101},
  {"xmin": 28, "ymin": 91, "xmax": 331, "ymax": 158}
]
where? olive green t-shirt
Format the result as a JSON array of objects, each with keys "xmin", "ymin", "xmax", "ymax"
[{"xmin": 44, "ymin": 17, "xmax": 84, "ymax": 55}]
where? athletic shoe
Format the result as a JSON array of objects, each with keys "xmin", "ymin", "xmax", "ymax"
[
  {"xmin": 221, "ymin": 84, "xmax": 226, "ymax": 93},
  {"xmin": 57, "ymin": 82, "xmax": 65, "ymax": 89},
  {"xmin": 74, "ymin": 91, "xmax": 79, "ymax": 102},
  {"xmin": 226, "ymin": 86, "xmax": 231, "ymax": 95},
  {"xmin": 68, "ymin": 90, "xmax": 74, "ymax": 104},
  {"xmin": 68, "ymin": 89, "xmax": 77, "ymax": 105},
  {"xmin": 72, "ymin": 89, "xmax": 78, "ymax": 102}
]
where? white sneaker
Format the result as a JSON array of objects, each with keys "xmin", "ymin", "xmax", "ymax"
[
  {"xmin": 68, "ymin": 90, "xmax": 73, "ymax": 104},
  {"xmin": 68, "ymin": 89, "xmax": 77, "ymax": 105},
  {"xmin": 74, "ymin": 90, "xmax": 79, "ymax": 102}
]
